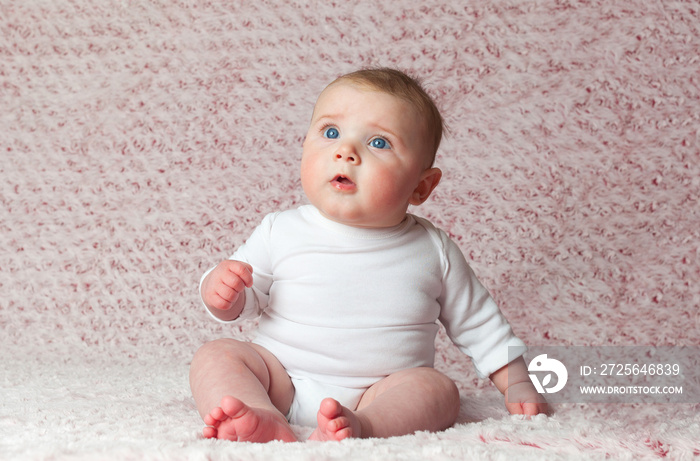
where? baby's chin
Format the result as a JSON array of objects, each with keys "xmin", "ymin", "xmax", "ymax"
[{"xmin": 307, "ymin": 194, "xmax": 410, "ymax": 228}]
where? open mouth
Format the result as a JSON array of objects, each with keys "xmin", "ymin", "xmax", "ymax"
[
  {"xmin": 331, "ymin": 174, "xmax": 356, "ymax": 190},
  {"xmin": 334, "ymin": 175, "xmax": 353, "ymax": 185}
]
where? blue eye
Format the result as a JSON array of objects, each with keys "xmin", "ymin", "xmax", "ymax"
[
  {"xmin": 370, "ymin": 137, "xmax": 389, "ymax": 149},
  {"xmin": 323, "ymin": 127, "xmax": 339, "ymax": 139}
]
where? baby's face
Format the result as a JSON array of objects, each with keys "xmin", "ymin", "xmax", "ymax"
[{"xmin": 300, "ymin": 82, "xmax": 433, "ymax": 228}]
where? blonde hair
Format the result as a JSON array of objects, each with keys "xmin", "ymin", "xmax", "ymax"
[{"xmin": 331, "ymin": 68, "xmax": 443, "ymax": 166}]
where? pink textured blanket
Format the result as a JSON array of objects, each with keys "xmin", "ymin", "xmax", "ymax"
[{"xmin": 1, "ymin": 1, "xmax": 698, "ymax": 459}]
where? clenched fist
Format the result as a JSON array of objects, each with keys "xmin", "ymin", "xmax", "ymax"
[{"xmin": 200, "ymin": 260, "xmax": 254, "ymax": 321}]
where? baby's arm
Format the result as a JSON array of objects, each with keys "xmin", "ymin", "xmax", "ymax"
[
  {"xmin": 490, "ymin": 357, "xmax": 549, "ymax": 416},
  {"xmin": 200, "ymin": 260, "xmax": 254, "ymax": 322}
]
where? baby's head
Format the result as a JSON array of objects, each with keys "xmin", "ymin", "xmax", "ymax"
[{"xmin": 301, "ymin": 68, "xmax": 444, "ymax": 228}]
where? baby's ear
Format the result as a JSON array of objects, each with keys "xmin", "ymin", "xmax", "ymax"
[{"xmin": 410, "ymin": 168, "xmax": 442, "ymax": 206}]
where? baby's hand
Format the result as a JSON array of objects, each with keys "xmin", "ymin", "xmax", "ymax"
[
  {"xmin": 201, "ymin": 260, "xmax": 254, "ymax": 312},
  {"xmin": 504, "ymin": 381, "xmax": 549, "ymax": 416}
]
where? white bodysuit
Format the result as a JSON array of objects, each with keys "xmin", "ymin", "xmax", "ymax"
[{"xmin": 202, "ymin": 205, "xmax": 526, "ymax": 426}]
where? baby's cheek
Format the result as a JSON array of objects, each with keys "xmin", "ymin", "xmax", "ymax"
[
  {"xmin": 371, "ymin": 171, "xmax": 413, "ymax": 203},
  {"xmin": 299, "ymin": 158, "xmax": 319, "ymax": 193},
  {"xmin": 363, "ymin": 182, "xmax": 408, "ymax": 220}
]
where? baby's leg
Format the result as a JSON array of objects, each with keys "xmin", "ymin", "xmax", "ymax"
[
  {"xmin": 189, "ymin": 338, "xmax": 297, "ymax": 442},
  {"xmin": 309, "ymin": 367, "xmax": 459, "ymax": 441}
]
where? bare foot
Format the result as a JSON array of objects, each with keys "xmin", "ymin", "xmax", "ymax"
[
  {"xmin": 308, "ymin": 398, "xmax": 363, "ymax": 441},
  {"xmin": 203, "ymin": 395, "xmax": 297, "ymax": 442}
]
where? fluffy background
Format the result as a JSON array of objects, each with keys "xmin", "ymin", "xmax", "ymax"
[{"xmin": 1, "ymin": 0, "xmax": 699, "ymax": 459}]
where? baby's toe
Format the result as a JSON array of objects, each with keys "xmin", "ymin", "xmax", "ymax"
[{"xmin": 202, "ymin": 426, "xmax": 218, "ymax": 438}]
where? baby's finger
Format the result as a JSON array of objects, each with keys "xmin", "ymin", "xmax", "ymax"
[
  {"xmin": 522, "ymin": 401, "xmax": 547, "ymax": 416},
  {"xmin": 505, "ymin": 400, "xmax": 525, "ymax": 415},
  {"xmin": 214, "ymin": 284, "xmax": 238, "ymax": 304},
  {"xmin": 220, "ymin": 271, "xmax": 249, "ymax": 294},
  {"xmin": 208, "ymin": 291, "xmax": 235, "ymax": 311},
  {"xmin": 228, "ymin": 262, "xmax": 254, "ymax": 287}
]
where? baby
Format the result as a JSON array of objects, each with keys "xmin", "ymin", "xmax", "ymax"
[{"xmin": 190, "ymin": 68, "xmax": 547, "ymax": 443}]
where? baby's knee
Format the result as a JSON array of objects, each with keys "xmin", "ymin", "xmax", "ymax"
[
  {"xmin": 414, "ymin": 368, "xmax": 460, "ymax": 423},
  {"xmin": 415, "ymin": 368, "xmax": 459, "ymax": 400},
  {"xmin": 192, "ymin": 338, "xmax": 249, "ymax": 364}
]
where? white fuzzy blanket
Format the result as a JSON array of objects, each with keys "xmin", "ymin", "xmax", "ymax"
[{"xmin": 1, "ymin": 0, "xmax": 699, "ymax": 459}]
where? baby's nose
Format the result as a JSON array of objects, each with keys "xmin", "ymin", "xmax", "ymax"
[{"xmin": 334, "ymin": 144, "xmax": 360, "ymax": 164}]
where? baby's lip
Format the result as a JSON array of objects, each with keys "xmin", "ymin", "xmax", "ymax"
[{"xmin": 331, "ymin": 174, "xmax": 356, "ymax": 190}]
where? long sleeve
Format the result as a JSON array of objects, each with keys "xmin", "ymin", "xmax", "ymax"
[{"xmin": 436, "ymin": 230, "xmax": 527, "ymax": 378}]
